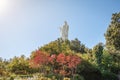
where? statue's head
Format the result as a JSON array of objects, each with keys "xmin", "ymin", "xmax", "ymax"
[{"xmin": 64, "ymin": 21, "xmax": 67, "ymax": 25}]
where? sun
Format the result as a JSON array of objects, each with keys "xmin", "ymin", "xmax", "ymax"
[{"xmin": 0, "ymin": 0, "xmax": 8, "ymax": 15}]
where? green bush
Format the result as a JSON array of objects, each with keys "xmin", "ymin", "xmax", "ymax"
[
  {"xmin": 9, "ymin": 76, "xmax": 14, "ymax": 80},
  {"xmin": 0, "ymin": 77, "xmax": 9, "ymax": 80},
  {"xmin": 19, "ymin": 74, "xmax": 33, "ymax": 78},
  {"xmin": 102, "ymin": 71, "xmax": 119, "ymax": 80},
  {"xmin": 74, "ymin": 74, "xmax": 84, "ymax": 80},
  {"xmin": 111, "ymin": 65, "xmax": 120, "ymax": 74},
  {"xmin": 76, "ymin": 60, "xmax": 102, "ymax": 80}
]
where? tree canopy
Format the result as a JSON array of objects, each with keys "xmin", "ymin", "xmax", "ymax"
[
  {"xmin": 39, "ymin": 38, "xmax": 87, "ymax": 55},
  {"xmin": 105, "ymin": 12, "xmax": 120, "ymax": 53}
]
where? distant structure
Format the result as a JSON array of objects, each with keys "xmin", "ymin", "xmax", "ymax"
[{"xmin": 60, "ymin": 21, "xmax": 69, "ymax": 41}]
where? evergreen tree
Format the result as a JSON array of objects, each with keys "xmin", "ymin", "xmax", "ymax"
[
  {"xmin": 105, "ymin": 12, "xmax": 120, "ymax": 53},
  {"xmin": 104, "ymin": 12, "xmax": 120, "ymax": 72},
  {"xmin": 70, "ymin": 38, "xmax": 86, "ymax": 53},
  {"xmin": 93, "ymin": 43, "xmax": 104, "ymax": 68}
]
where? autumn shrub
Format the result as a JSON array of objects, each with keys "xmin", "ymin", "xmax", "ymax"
[
  {"xmin": 30, "ymin": 51, "xmax": 81, "ymax": 77},
  {"xmin": 53, "ymin": 53, "xmax": 81, "ymax": 77}
]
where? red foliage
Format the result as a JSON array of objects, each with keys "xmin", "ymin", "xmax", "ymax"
[
  {"xmin": 56, "ymin": 53, "xmax": 81, "ymax": 68},
  {"xmin": 48, "ymin": 54, "xmax": 56, "ymax": 64},
  {"xmin": 67, "ymin": 55, "xmax": 81, "ymax": 68},
  {"xmin": 55, "ymin": 53, "xmax": 81, "ymax": 76},
  {"xmin": 30, "ymin": 50, "xmax": 49, "ymax": 68},
  {"xmin": 30, "ymin": 51, "xmax": 81, "ymax": 76},
  {"xmin": 59, "ymin": 70, "xmax": 67, "ymax": 76},
  {"xmin": 56, "ymin": 53, "xmax": 66, "ymax": 65}
]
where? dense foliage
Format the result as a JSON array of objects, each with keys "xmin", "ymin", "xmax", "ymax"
[
  {"xmin": 93, "ymin": 43, "xmax": 104, "ymax": 68},
  {"xmin": 39, "ymin": 38, "xmax": 87, "ymax": 55},
  {"xmin": 7, "ymin": 55, "xmax": 30, "ymax": 74},
  {"xmin": 30, "ymin": 50, "xmax": 81, "ymax": 79},
  {"xmin": 105, "ymin": 12, "xmax": 120, "ymax": 74},
  {"xmin": 105, "ymin": 12, "xmax": 120, "ymax": 52},
  {"xmin": 0, "ymin": 13, "xmax": 120, "ymax": 80}
]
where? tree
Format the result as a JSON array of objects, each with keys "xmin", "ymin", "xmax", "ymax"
[
  {"xmin": 104, "ymin": 12, "xmax": 120, "ymax": 70},
  {"xmin": 30, "ymin": 50, "xmax": 49, "ymax": 67},
  {"xmin": 55, "ymin": 53, "xmax": 81, "ymax": 78},
  {"xmin": 0, "ymin": 58, "xmax": 9, "ymax": 76},
  {"xmin": 105, "ymin": 12, "xmax": 120, "ymax": 53},
  {"xmin": 101, "ymin": 50, "xmax": 114, "ymax": 72},
  {"xmin": 7, "ymin": 55, "xmax": 30, "ymax": 74},
  {"xmin": 30, "ymin": 50, "xmax": 81, "ymax": 78},
  {"xmin": 39, "ymin": 38, "xmax": 87, "ymax": 55},
  {"xmin": 30, "ymin": 50, "xmax": 50, "ymax": 74},
  {"xmin": 70, "ymin": 38, "xmax": 86, "ymax": 53},
  {"xmin": 39, "ymin": 39, "xmax": 72, "ymax": 55},
  {"xmin": 93, "ymin": 43, "xmax": 104, "ymax": 68}
]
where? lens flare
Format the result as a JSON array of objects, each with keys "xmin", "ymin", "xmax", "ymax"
[{"xmin": 0, "ymin": 0, "xmax": 8, "ymax": 15}]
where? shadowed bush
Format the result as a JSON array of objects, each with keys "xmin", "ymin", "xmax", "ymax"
[{"xmin": 76, "ymin": 60, "xmax": 102, "ymax": 80}]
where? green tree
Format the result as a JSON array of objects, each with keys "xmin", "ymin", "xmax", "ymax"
[
  {"xmin": 93, "ymin": 43, "xmax": 104, "ymax": 68},
  {"xmin": 105, "ymin": 12, "xmax": 120, "ymax": 53},
  {"xmin": 0, "ymin": 58, "xmax": 9, "ymax": 76},
  {"xmin": 104, "ymin": 12, "xmax": 120, "ymax": 70},
  {"xmin": 70, "ymin": 38, "xmax": 86, "ymax": 53},
  {"xmin": 101, "ymin": 50, "xmax": 114, "ymax": 72},
  {"xmin": 39, "ymin": 38, "xmax": 72, "ymax": 55},
  {"xmin": 7, "ymin": 55, "xmax": 30, "ymax": 74},
  {"xmin": 39, "ymin": 38, "xmax": 87, "ymax": 55}
]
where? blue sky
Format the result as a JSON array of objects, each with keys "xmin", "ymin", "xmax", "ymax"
[{"xmin": 0, "ymin": 0, "xmax": 120, "ymax": 59}]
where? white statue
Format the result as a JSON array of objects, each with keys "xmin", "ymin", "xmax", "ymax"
[{"xmin": 60, "ymin": 21, "xmax": 69, "ymax": 41}]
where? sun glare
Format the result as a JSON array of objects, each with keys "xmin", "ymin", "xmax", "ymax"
[{"xmin": 0, "ymin": 0, "xmax": 8, "ymax": 15}]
